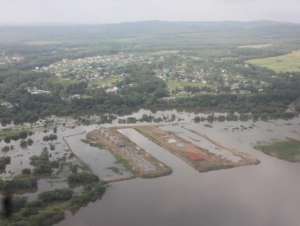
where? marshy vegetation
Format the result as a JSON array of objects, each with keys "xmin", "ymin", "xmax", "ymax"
[{"xmin": 255, "ymin": 138, "xmax": 300, "ymax": 162}]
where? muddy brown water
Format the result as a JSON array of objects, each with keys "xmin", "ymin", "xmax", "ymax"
[{"xmin": 57, "ymin": 121, "xmax": 300, "ymax": 226}]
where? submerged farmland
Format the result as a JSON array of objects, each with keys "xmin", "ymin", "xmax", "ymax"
[
  {"xmin": 87, "ymin": 128, "xmax": 172, "ymax": 178},
  {"xmin": 136, "ymin": 125, "xmax": 259, "ymax": 172}
]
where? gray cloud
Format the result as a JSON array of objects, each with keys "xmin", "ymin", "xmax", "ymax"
[{"xmin": 0, "ymin": 0, "xmax": 299, "ymax": 24}]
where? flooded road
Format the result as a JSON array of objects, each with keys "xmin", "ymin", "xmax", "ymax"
[{"xmin": 57, "ymin": 120, "xmax": 300, "ymax": 226}]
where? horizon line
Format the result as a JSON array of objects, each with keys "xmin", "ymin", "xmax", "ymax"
[{"xmin": 0, "ymin": 19, "xmax": 299, "ymax": 27}]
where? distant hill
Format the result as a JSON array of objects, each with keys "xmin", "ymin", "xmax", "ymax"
[{"xmin": 0, "ymin": 21, "xmax": 300, "ymax": 47}]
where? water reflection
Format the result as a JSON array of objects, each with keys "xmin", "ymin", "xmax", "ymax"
[
  {"xmin": 2, "ymin": 115, "xmax": 300, "ymax": 226},
  {"xmin": 57, "ymin": 119, "xmax": 300, "ymax": 226}
]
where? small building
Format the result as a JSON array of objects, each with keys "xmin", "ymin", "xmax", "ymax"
[
  {"xmin": 106, "ymin": 86, "xmax": 119, "ymax": 94},
  {"xmin": 0, "ymin": 101, "xmax": 13, "ymax": 109},
  {"xmin": 27, "ymin": 87, "xmax": 51, "ymax": 95}
]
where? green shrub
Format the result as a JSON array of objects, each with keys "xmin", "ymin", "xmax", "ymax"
[
  {"xmin": 12, "ymin": 197, "xmax": 27, "ymax": 213},
  {"xmin": 67, "ymin": 172, "xmax": 99, "ymax": 187},
  {"xmin": 0, "ymin": 176, "xmax": 37, "ymax": 193},
  {"xmin": 30, "ymin": 150, "xmax": 59, "ymax": 176},
  {"xmin": 1, "ymin": 145, "xmax": 10, "ymax": 152},
  {"xmin": 22, "ymin": 168, "xmax": 31, "ymax": 176},
  {"xmin": 28, "ymin": 207, "xmax": 65, "ymax": 226},
  {"xmin": 0, "ymin": 156, "xmax": 11, "ymax": 172},
  {"xmin": 69, "ymin": 183, "xmax": 106, "ymax": 211},
  {"xmin": 38, "ymin": 189, "xmax": 73, "ymax": 203}
]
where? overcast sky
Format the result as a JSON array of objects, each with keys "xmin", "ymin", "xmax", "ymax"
[{"xmin": 0, "ymin": 0, "xmax": 299, "ymax": 25}]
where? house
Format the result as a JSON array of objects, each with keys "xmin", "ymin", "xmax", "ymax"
[
  {"xmin": 0, "ymin": 101, "xmax": 13, "ymax": 109},
  {"xmin": 27, "ymin": 87, "xmax": 51, "ymax": 95},
  {"xmin": 105, "ymin": 86, "xmax": 119, "ymax": 94},
  {"xmin": 69, "ymin": 94, "xmax": 82, "ymax": 100}
]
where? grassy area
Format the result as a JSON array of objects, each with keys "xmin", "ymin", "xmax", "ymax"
[
  {"xmin": 115, "ymin": 154, "xmax": 132, "ymax": 172},
  {"xmin": 93, "ymin": 75, "xmax": 123, "ymax": 88},
  {"xmin": 167, "ymin": 79, "xmax": 205, "ymax": 93},
  {"xmin": 0, "ymin": 127, "xmax": 32, "ymax": 141},
  {"xmin": 255, "ymin": 138, "xmax": 300, "ymax": 162},
  {"xmin": 247, "ymin": 50, "xmax": 300, "ymax": 73},
  {"xmin": 48, "ymin": 77, "xmax": 81, "ymax": 87}
]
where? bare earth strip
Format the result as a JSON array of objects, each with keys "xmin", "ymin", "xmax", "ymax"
[
  {"xmin": 135, "ymin": 126, "xmax": 259, "ymax": 172},
  {"xmin": 87, "ymin": 128, "xmax": 172, "ymax": 178}
]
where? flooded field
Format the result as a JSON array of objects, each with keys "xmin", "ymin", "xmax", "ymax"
[
  {"xmin": 167, "ymin": 125, "xmax": 242, "ymax": 162},
  {"xmin": 0, "ymin": 121, "xmax": 130, "ymax": 223},
  {"xmin": 1, "ymin": 115, "xmax": 300, "ymax": 226},
  {"xmin": 57, "ymin": 117, "xmax": 300, "ymax": 226},
  {"xmin": 0, "ymin": 127, "xmax": 69, "ymax": 179},
  {"xmin": 65, "ymin": 130, "xmax": 133, "ymax": 182},
  {"xmin": 136, "ymin": 125, "xmax": 258, "ymax": 172},
  {"xmin": 87, "ymin": 128, "xmax": 172, "ymax": 178}
]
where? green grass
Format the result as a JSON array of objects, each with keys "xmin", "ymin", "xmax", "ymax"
[
  {"xmin": 93, "ymin": 75, "xmax": 123, "ymax": 88},
  {"xmin": 49, "ymin": 78, "xmax": 81, "ymax": 87},
  {"xmin": 167, "ymin": 79, "xmax": 205, "ymax": 93},
  {"xmin": 49, "ymin": 74, "xmax": 122, "ymax": 89},
  {"xmin": 255, "ymin": 138, "xmax": 300, "ymax": 162},
  {"xmin": 115, "ymin": 155, "xmax": 132, "ymax": 171},
  {"xmin": 247, "ymin": 50, "xmax": 300, "ymax": 73},
  {"xmin": 0, "ymin": 127, "xmax": 32, "ymax": 140}
]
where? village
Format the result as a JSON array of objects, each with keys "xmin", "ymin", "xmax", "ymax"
[
  {"xmin": 36, "ymin": 51, "xmax": 270, "ymax": 98},
  {"xmin": 0, "ymin": 52, "xmax": 24, "ymax": 65}
]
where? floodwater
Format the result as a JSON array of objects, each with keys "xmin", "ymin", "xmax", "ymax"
[
  {"xmin": 57, "ymin": 118, "xmax": 300, "ymax": 226},
  {"xmin": 22, "ymin": 179, "xmax": 69, "ymax": 202},
  {"xmin": 161, "ymin": 124, "xmax": 242, "ymax": 162},
  {"xmin": 65, "ymin": 128, "xmax": 132, "ymax": 181},
  {"xmin": 0, "ymin": 127, "xmax": 69, "ymax": 179}
]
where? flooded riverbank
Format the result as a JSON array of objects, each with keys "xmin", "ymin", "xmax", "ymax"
[
  {"xmin": 2, "ymin": 114, "xmax": 300, "ymax": 226},
  {"xmin": 57, "ymin": 117, "xmax": 300, "ymax": 226}
]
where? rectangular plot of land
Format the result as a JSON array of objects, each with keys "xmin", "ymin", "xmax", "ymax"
[
  {"xmin": 136, "ymin": 125, "xmax": 259, "ymax": 172},
  {"xmin": 87, "ymin": 128, "xmax": 172, "ymax": 178}
]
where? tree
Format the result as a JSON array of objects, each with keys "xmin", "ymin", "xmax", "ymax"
[
  {"xmin": 4, "ymin": 137, "xmax": 11, "ymax": 143},
  {"xmin": 194, "ymin": 116, "xmax": 201, "ymax": 123},
  {"xmin": 20, "ymin": 140, "xmax": 28, "ymax": 149},
  {"xmin": 22, "ymin": 168, "xmax": 32, "ymax": 175},
  {"xmin": 27, "ymin": 138, "xmax": 34, "ymax": 146},
  {"xmin": 1, "ymin": 146, "xmax": 10, "ymax": 152}
]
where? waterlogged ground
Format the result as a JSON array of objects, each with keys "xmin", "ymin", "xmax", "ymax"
[
  {"xmin": 0, "ymin": 124, "xmax": 133, "ymax": 180},
  {"xmin": 0, "ymin": 122, "xmax": 132, "ymax": 217},
  {"xmin": 161, "ymin": 124, "xmax": 242, "ymax": 162},
  {"xmin": 1, "ymin": 113, "xmax": 300, "ymax": 226},
  {"xmin": 0, "ymin": 127, "xmax": 68, "ymax": 179},
  {"xmin": 65, "ymin": 129, "xmax": 133, "ymax": 181},
  {"xmin": 57, "ymin": 116, "xmax": 300, "ymax": 226}
]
